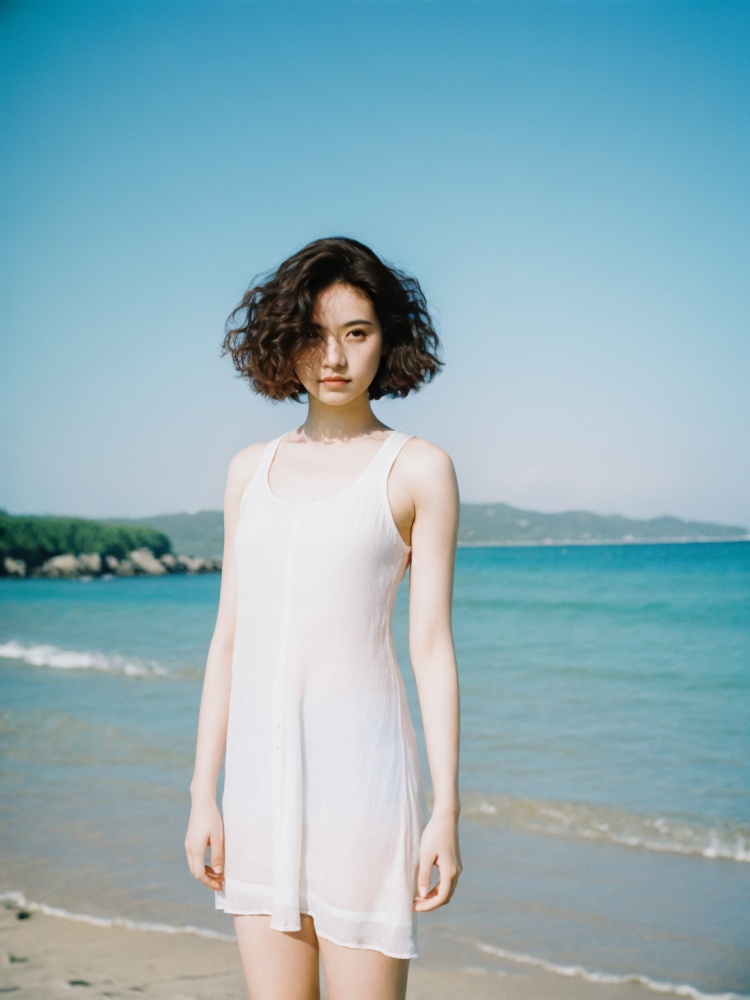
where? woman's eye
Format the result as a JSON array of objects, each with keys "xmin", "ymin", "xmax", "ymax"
[{"xmin": 349, "ymin": 328, "xmax": 367, "ymax": 339}]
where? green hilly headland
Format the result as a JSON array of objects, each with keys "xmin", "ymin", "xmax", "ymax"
[
  {"xmin": 104, "ymin": 505, "xmax": 749, "ymax": 559},
  {"xmin": 0, "ymin": 510, "xmax": 171, "ymax": 572}
]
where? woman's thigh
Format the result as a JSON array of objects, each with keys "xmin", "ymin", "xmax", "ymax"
[
  {"xmin": 318, "ymin": 936, "xmax": 410, "ymax": 1000},
  {"xmin": 234, "ymin": 914, "xmax": 321, "ymax": 1000}
]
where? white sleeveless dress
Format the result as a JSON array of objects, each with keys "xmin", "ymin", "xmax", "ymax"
[{"xmin": 215, "ymin": 429, "xmax": 429, "ymax": 959}]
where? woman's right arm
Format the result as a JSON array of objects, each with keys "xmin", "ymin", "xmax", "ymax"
[{"xmin": 184, "ymin": 443, "xmax": 265, "ymax": 891}]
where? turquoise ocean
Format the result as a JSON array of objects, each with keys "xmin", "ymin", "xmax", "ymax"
[{"xmin": 1, "ymin": 541, "xmax": 748, "ymax": 997}]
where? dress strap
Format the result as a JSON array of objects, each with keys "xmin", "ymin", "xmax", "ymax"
[
  {"xmin": 368, "ymin": 430, "xmax": 415, "ymax": 484},
  {"xmin": 239, "ymin": 434, "xmax": 286, "ymax": 512},
  {"xmin": 371, "ymin": 431, "xmax": 415, "ymax": 551},
  {"xmin": 383, "ymin": 430, "xmax": 414, "ymax": 467},
  {"xmin": 260, "ymin": 433, "xmax": 286, "ymax": 475}
]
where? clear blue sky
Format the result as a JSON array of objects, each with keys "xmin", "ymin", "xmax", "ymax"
[{"xmin": 2, "ymin": 1, "xmax": 748, "ymax": 527}]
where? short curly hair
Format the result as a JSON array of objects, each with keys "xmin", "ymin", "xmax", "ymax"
[{"xmin": 221, "ymin": 236, "xmax": 444, "ymax": 402}]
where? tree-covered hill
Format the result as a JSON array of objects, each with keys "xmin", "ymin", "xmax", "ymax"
[
  {"xmin": 108, "ymin": 504, "xmax": 749, "ymax": 559},
  {"xmin": 457, "ymin": 503, "xmax": 749, "ymax": 546},
  {"xmin": 3, "ymin": 504, "xmax": 745, "ymax": 573},
  {"xmin": 101, "ymin": 511, "xmax": 224, "ymax": 562},
  {"xmin": 0, "ymin": 511, "xmax": 172, "ymax": 573}
]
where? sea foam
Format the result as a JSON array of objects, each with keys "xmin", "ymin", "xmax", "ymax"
[
  {"xmin": 461, "ymin": 791, "xmax": 750, "ymax": 863},
  {"xmin": 0, "ymin": 890, "xmax": 234, "ymax": 941},
  {"xmin": 0, "ymin": 640, "xmax": 168, "ymax": 677},
  {"xmin": 2, "ymin": 891, "xmax": 744, "ymax": 1000},
  {"xmin": 475, "ymin": 940, "xmax": 749, "ymax": 1000}
]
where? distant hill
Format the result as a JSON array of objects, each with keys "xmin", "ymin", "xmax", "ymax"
[
  {"xmin": 106, "ymin": 505, "xmax": 749, "ymax": 559},
  {"xmin": 458, "ymin": 503, "xmax": 749, "ymax": 546},
  {"xmin": 102, "ymin": 511, "xmax": 225, "ymax": 561}
]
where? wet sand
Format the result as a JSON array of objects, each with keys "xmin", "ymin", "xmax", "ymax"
[{"xmin": 0, "ymin": 898, "xmax": 664, "ymax": 999}]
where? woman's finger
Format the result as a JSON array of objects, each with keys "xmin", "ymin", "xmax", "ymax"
[
  {"xmin": 413, "ymin": 863, "xmax": 459, "ymax": 911},
  {"xmin": 416, "ymin": 853, "xmax": 435, "ymax": 899},
  {"xmin": 210, "ymin": 829, "xmax": 224, "ymax": 877},
  {"xmin": 198, "ymin": 865, "xmax": 224, "ymax": 890}
]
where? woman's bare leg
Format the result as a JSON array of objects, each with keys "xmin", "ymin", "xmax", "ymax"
[
  {"xmin": 234, "ymin": 914, "xmax": 321, "ymax": 1000},
  {"xmin": 318, "ymin": 937, "xmax": 409, "ymax": 1000}
]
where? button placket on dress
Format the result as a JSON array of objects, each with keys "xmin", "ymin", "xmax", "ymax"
[{"xmin": 270, "ymin": 512, "xmax": 303, "ymax": 931}]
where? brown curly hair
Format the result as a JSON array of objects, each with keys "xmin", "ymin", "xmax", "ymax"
[{"xmin": 221, "ymin": 237, "xmax": 444, "ymax": 402}]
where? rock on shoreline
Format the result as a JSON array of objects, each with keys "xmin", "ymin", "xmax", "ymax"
[{"xmin": 2, "ymin": 547, "xmax": 222, "ymax": 580}]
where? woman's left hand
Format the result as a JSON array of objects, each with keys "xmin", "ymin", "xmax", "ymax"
[{"xmin": 413, "ymin": 812, "xmax": 462, "ymax": 912}]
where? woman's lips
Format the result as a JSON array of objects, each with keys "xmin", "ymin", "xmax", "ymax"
[{"xmin": 320, "ymin": 378, "xmax": 350, "ymax": 385}]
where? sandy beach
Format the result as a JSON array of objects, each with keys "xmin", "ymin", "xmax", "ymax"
[{"xmin": 1, "ymin": 896, "xmax": 673, "ymax": 1000}]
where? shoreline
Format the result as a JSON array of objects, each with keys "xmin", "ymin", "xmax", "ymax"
[{"xmin": 1, "ymin": 894, "xmax": 731, "ymax": 1000}]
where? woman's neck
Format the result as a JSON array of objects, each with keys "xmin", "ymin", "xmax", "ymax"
[{"xmin": 296, "ymin": 396, "xmax": 390, "ymax": 442}]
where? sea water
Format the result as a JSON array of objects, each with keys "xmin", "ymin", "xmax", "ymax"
[{"xmin": 1, "ymin": 542, "xmax": 748, "ymax": 997}]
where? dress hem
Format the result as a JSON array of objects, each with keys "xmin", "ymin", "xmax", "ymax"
[{"xmin": 215, "ymin": 904, "xmax": 418, "ymax": 960}]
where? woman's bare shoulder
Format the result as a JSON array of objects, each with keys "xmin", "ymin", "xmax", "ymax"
[
  {"xmin": 225, "ymin": 439, "xmax": 272, "ymax": 495},
  {"xmin": 396, "ymin": 436, "xmax": 459, "ymax": 515},
  {"xmin": 400, "ymin": 435, "xmax": 456, "ymax": 480}
]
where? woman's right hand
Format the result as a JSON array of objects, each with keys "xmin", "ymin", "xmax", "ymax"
[{"xmin": 185, "ymin": 796, "xmax": 225, "ymax": 891}]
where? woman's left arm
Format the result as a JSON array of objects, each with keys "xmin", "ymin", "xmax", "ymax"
[{"xmin": 406, "ymin": 440, "xmax": 462, "ymax": 912}]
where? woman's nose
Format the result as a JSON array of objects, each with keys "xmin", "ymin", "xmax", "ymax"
[{"xmin": 325, "ymin": 338, "xmax": 346, "ymax": 366}]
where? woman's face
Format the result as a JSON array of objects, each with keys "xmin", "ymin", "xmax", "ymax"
[{"xmin": 294, "ymin": 283, "xmax": 386, "ymax": 404}]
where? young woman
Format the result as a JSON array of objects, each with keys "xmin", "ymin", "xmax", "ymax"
[{"xmin": 185, "ymin": 237, "xmax": 462, "ymax": 1000}]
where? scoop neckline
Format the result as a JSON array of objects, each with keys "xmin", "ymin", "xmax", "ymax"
[{"xmin": 264, "ymin": 429, "xmax": 399, "ymax": 506}]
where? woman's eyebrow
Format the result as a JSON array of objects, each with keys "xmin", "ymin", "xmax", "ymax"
[{"xmin": 310, "ymin": 319, "xmax": 374, "ymax": 333}]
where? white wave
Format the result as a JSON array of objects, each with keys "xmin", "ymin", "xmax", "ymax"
[
  {"xmin": 0, "ymin": 640, "xmax": 168, "ymax": 677},
  {"xmin": 0, "ymin": 890, "xmax": 234, "ymax": 941},
  {"xmin": 2, "ymin": 889, "xmax": 746, "ymax": 999},
  {"xmin": 476, "ymin": 940, "xmax": 749, "ymax": 1000},
  {"xmin": 461, "ymin": 792, "xmax": 750, "ymax": 863}
]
